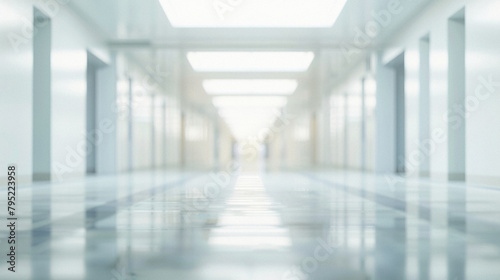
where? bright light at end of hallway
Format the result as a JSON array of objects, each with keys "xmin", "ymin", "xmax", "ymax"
[
  {"xmin": 218, "ymin": 107, "xmax": 282, "ymax": 140},
  {"xmin": 212, "ymin": 96, "xmax": 287, "ymax": 139},
  {"xmin": 188, "ymin": 52, "xmax": 314, "ymax": 72}
]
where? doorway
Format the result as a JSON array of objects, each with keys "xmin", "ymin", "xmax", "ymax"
[
  {"xmin": 448, "ymin": 9, "xmax": 466, "ymax": 181},
  {"xmin": 86, "ymin": 51, "xmax": 107, "ymax": 174},
  {"xmin": 32, "ymin": 8, "xmax": 51, "ymax": 181},
  {"xmin": 390, "ymin": 53, "xmax": 406, "ymax": 174}
]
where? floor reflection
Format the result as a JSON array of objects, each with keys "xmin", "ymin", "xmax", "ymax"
[
  {"xmin": 32, "ymin": 184, "xmax": 52, "ymax": 280},
  {"xmin": 209, "ymin": 175, "xmax": 292, "ymax": 250},
  {"xmin": 1, "ymin": 170, "xmax": 500, "ymax": 279}
]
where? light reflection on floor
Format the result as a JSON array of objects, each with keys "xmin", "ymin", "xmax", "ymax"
[
  {"xmin": 1, "ymin": 169, "xmax": 500, "ymax": 279},
  {"xmin": 209, "ymin": 175, "xmax": 292, "ymax": 250}
]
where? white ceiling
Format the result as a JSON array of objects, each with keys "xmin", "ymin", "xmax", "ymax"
[{"xmin": 70, "ymin": 0, "xmax": 432, "ymax": 48}]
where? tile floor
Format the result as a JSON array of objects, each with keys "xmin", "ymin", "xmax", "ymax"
[{"xmin": 1, "ymin": 168, "xmax": 500, "ymax": 279}]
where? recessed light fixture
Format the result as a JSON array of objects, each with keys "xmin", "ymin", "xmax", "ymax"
[
  {"xmin": 188, "ymin": 52, "xmax": 315, "ymax": 72},
  {"xmin": 203, "ymin": 79, "xmax": 297, "ymax": 95},
  {"xmin": 218, "ymin": 108, "xmax": 281, "ymax": 119},
  {"xmin": 212, "ymin": 96, "xmax": 288, "ymax": 108},
  {"xmin": 159, "ymin": 0, "xmax": 348, "ymax": 28}
]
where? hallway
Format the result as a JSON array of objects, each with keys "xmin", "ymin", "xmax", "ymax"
[
  {"xmin": 3, "ymin": 0, "xmax": 500, "ymax": 279},
  {"xmin": 2, "ymin": 168, "xmax": 500, "ymax": 279}
]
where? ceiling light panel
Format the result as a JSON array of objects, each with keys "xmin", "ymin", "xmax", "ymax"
[
  {"xmin": 204, "ymin": 79, "xmax": 297, "ymax": 95},
  {"xmin": 188, "ymin": 52, "xmax": 315, "ymax": 72},
  {"xmin": 159, "ymin": 0, "xmax": 348, "ymax": 28},
  {"xmin": 212, "ymin": 96, "xmax": 288, "ymax": 108},
  {"xmin": 218, "ymin": 108, "xmax": 281, "ymax": 119}
]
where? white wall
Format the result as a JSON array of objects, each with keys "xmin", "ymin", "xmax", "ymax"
[
  {"xmin": 364, "ymin": 75, "xmax": 377, "ymax": 171},
  {"xmin": 378, "ymin": 0, "xmax": 466, "ymax": 180},
  {"xmin": 465, "ymin": 0, "xmax": 500, "ymax": 185},
  {"xmin": 290, "ymin": 114, "xmax": 312, "ymax": 168},
  {"xmin": 404, "ymin": 44, "xmax": 420, "ymax": 177},
  {"xmin": 428, "ymin": 18, "xmax": 449, "ymax": 181},
  {"xmin": 279, "ymin": 0, "xmax": 500, "ymax": 187},
  {"xmin": 165, "ymin": 96, "xmax": 181, "ymax": 166},
  {"xmin": 51, "ymin": 2, "xmax": 111, "ymax": 180},
  {"xmin": 164, "ymin": 50, "xmax": 182, "ymax": 167},
  {"xmin": 132, "ymin": 82, "xmax": 153, "ymax": 170},
  {"xmin": 312, "ymin": 0, "xmax": 489, "ymax": 181},
  {"xmin": 183, "ymin": 109, "xmax": 213, "ymax": 169},
  {"xmin": 375, "ymin": 0, "xmax": 500, "ymax": 185},
  {"xmin": 115, "ymin": 53, "xmax": 184, "ymax": 172},
  {"xmin": 0, "ymin": 1, "xmax": 34, "ymax": 182},
  {"xmin": 331, "ymin": 93, "xmax": 346, "ymax": 168},
  {"xmin": 329, "ymin": 64, "xmax": 368, "ymax": 170},
  {"xmin": 153, "ymin": 95, "xmax": 165, "ymax": 168},
  {"xmin": 346, "ymin": 77, "xmax": 363, "ymax": 170},
  {"xmin": 264, "ymin": 110, "xmax": 312, "ymax": 170},
  {"xmin": 0, "ymin": 1, "xmax": 111, "ymax": 183},
  {"xmin": 0, "ymin": 1, "xmax": 190, "ymax": 182},
  {"xmin": 116, "ymin": 71, "xmax": 130, "ymax": 173}
]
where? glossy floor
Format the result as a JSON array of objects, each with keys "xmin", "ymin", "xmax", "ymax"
[{"xmin": 1, "ymin": 169, "xmax": 500, "ymax": 279}]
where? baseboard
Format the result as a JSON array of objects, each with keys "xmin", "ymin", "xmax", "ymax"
[
  {"xmin": 33, "ymin": 173, "xmax": 51, "ymax": 182},
  {"xmin": 467, "ymin": 175, "xmax": 500, "ymax": 187},
  {"xmin": 419, "ymin": 171, "xmax": 430, "ymax": 178},
  {"xmin": 430, "ymin": 172, "xmax": 448, "ymax": 182},
  {"xmin": 448, "ymin": 172, "xmax": 466, "ymax": 182}
]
